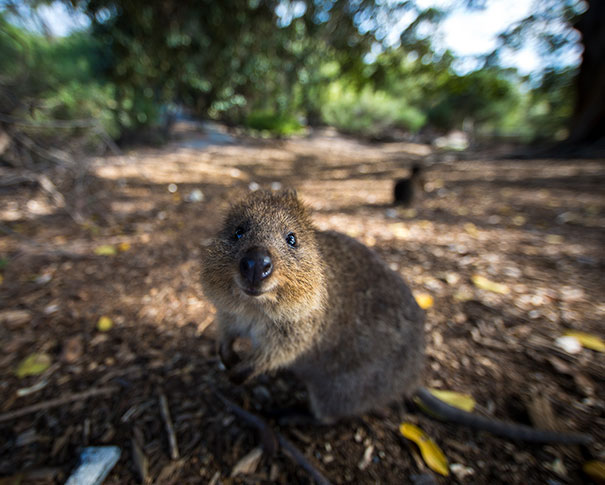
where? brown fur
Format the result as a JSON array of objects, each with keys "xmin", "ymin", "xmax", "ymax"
[{"xmin": 201, "ymin": 190, "xmax": 424, "ymax": 423}]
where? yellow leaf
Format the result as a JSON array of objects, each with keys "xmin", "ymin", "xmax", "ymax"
[
  {"xmin": 15, "ymin": 353, "xmax": 52, "ymax": 378},
  {"xmin": 471, "ymin": 275, "xmax": 509, "ymax": 295},
  {"xmin": 415, "ymin": 293, "xmax": 434, "ymax": 310},
  {"xmin": 512, "ymin": 215, "xmax": 526, "ymax": 226},
  {"xmin": 563, "ymin": 331, "xmax": 605, "ymax": 352},
  {"xmin": 94, "ymin": 245, "xmax": 117, "ymax": 256},
  {"xmin": 390, "ymin": 223, "xmax": 409, "ymax": 239},
  {"xmin": 428, "ymin": 389, "xmax": 476, "ymax": 412},
  {"xmin": 0, "ymin": 274, "xmax": 3, "ymax": 285},
  {"xmin": 97, "ymin": 316, "xmax": 114, "ymax": 332},
  {"xmin": 464, "ymin": 223, "xmax": 478, "ymax": 236},
  {"xmin": 118, "ymin": 241, "xmax": 131, "ymax": 252},
  {"xmin": 583, "ymin": 461, "xmax": 605, "ymax": 481},
  {"xmin": 399, "ymin": 423, "xmax": 449, "ymax": 476},
  {"xmin": 545, "ymin": 235, "xmax": 563, "ymax": 244}
]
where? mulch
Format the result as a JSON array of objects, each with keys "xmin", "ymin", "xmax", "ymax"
[{"xmin": 0, "ymin": 126, "xmax": 603, "ymax": 484}]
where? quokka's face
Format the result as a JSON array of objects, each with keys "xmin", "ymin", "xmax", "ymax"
[{"xmin": 201, "ymin": 191, "xmax": 323, "ymax": 312}]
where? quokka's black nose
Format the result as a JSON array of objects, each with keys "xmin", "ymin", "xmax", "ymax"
[{"xmin": 239, "ymin": 247, "xmax": 273, "ymax": 286}]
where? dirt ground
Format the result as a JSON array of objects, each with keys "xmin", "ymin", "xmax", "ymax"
[{"xmin": 0, "ymin": 123, "xmax": 604, "ymax": 484}]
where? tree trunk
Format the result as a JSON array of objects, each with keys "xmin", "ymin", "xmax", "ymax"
[{"xmin": 568, "ymin": 0, "xmax": 605, "ymax": 144}]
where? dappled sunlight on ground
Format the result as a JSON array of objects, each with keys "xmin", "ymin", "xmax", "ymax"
[{"xmin": 0, "ymin": 125, "xmax": 603, "ymax": 483}]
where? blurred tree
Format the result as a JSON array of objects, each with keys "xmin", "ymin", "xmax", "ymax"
[
  {"xmin": 485, "ymin": 0, "xmax": 603, "ymax": 144},
  {"xmin": 569, "ymin": 0, "xmax": 604, "ymax": 144}
]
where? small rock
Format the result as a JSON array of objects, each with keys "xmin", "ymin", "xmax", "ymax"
[
  {"xmin": 450, "ymin": 463, "xmax": 475, "ymax": 479},
  {"xmin": 186, "ymin": 189, "xmax": 204, "ymax": 202},
  {"xmin": 62, "ymin": 335, "xmax": 84, "ymax": 363},
  {"xmin": 65, "ymin": 446, "xmax": 121, "ymax": 485},
  {"xmin": 555, "ymin": 336, "xmax": 582, "ymax": 354}
]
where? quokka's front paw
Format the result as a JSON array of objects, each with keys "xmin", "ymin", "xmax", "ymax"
[
  {"xmin": 218, "ymin": 341, "xmax": 241, "ymax": 370},
  {"xmin": 228, "ymin": 362, "xmax": 254, "ymax": 385}
]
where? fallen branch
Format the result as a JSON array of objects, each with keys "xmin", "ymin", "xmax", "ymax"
[
  {"xmin": 158, "ymin": 392, "xmax": 180, "ymax": 460},
  {"xmin": 0, "ymin": 222, "xmax": 93, "ymax": 260},
  {"xmin": 215, "ymin": 392, "xmax": 331, "ymax": 485},
  {"xmin": 0, "ymin": 386, "xmax": 119, "ymax": 423}
]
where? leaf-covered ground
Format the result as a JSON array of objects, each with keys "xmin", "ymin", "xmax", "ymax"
[{"xmin": 0, "ymin": 123, "xmax": 604, "ymax": 484}]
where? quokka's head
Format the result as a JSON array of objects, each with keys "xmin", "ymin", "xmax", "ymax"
[{"xmin": 201, "ymin": 190, "xmax": 325, "ymax": 320}]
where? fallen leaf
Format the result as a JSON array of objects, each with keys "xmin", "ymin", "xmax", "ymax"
[
  {"xmin": 428, "ymin": 389, "xmax": 476, "ymax": 412},
  {"xmin": 512, "ymin": 215, "xmax": 526, "ymax": 226},
  {"xmin": 583, "ymin": 461, "xmax": 605, "ymax": 482},
  {"xmin": 15, "ymin": 353, "xmax": 52, "ymax": 378},
  {"xmin": 415, "ymin": 293, "xmax": 434, "ymax": 310},
  {"xmin": 118, "ymin": 242, "xmax": 131, "ymax": 252},
  {"xmin": 471, "ymin": 275, "xmax": 509, "ymax": 294},
  {"xmin": 563, "ymin": 330, "xmax": 605, "ymax": 352},
  {"xmin": 400, "ymin": 423, "xmax": 449, "ymax": 476},
  {"xmin": 97, "ymin": 316, "xmax": 114, "ymax": 332},
  {"xmin": 454, "ymin": 289, "xmax": 473, "ymax": 302},
  {"xmin": 94, "ymin": 245, "xmax": 117, "ymax": 256},
  {"xmin": 390, "ymin": 223, "xmax": 409, "ymax": 239},
  {"xmin": 545, "ymin": 235, "xmax": 563, "ymax": 244},
  {"xmin": 463, "ymin": 223, "xmax": 478, "ymax": 236},
  {"xmin": 230, "ymin": 447, "xmax": 263, "ymax": 477}
]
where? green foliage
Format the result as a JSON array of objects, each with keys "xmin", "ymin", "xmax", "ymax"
[
  {"xmin": 0, "ymin": 14, "xmax": 120, "ymax": 139},
  {"xmin": 1, "ymin": 1, "xmax": 585, "ymax": 145},
  {"xmin": 426, "ymin": 68, "xmax": 521, "ymax": 132},
  {"xmin": 322, "ymin": 83, "xmax": 426, "ymax": 137},
  {"xmin": 525, "ymin": 67, "xmax": 576, "ymax": 141},
  {"xmin": 245, "ymin": 111, "xmax": 304, "ymax": 136}
]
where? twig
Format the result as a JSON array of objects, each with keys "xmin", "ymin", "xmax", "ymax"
[
  {"xmin": 158, "ymin": 392, "xmax": 180, "ymax": 460},
  {"xmin": 215, "ymin": 392, "xmax": 331, "ymax": 485},
  {"xmin": 0, "ymin": 222, "xmax": 93, "ymax": 260},
  {"xmin": 0, "ymin": 386, "xmax": 118, "ymax": 423},
  {"xmin": 0, "ymin": 113, "xmax": 98, "ymax": 128}
]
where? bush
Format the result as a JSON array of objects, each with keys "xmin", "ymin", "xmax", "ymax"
[
  {"xmin": 245, "ymin": 111, "xmax": 304, "ymax": 136},
  {"xmin": 321, "ymin": 83, "xmax": 426, "ymax": 137}
]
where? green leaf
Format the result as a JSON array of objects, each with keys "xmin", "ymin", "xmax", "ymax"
[
  {"xmin": 94, "ymin": 245, "xmax": 117, "ymax": 256},
  {"xmin": 15, "ymin": 353, "xmax": 52, "ymax": 378}
]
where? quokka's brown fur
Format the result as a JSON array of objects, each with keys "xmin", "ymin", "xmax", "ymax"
[
  {"xmin": 201, "ymin": 189, "xmax": 424, "ymax": 423},
  {"xmin": 201, "ymin": 190, "xmax": 592, "ymax": 445}
]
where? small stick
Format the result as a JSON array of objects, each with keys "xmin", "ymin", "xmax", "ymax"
[
  {"xmin": 158, "ymin": 392, "xmax": 180, "ymax": 460},
  {"xmin": 0, "ymin": 386, "xmax": 118, "ymax": 423},
  {"xmin": 215, "ymin": 392, "xmax": 331, "ymax": 485}
]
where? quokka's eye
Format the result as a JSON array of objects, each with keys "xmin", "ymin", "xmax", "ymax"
[
  {"xmin": 234, "ymin": 227, "xmax": 246, "ymax": 240},
  {"xmin": 285, "ymin": 232, "xmax": 297, "ymax": 247}
]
